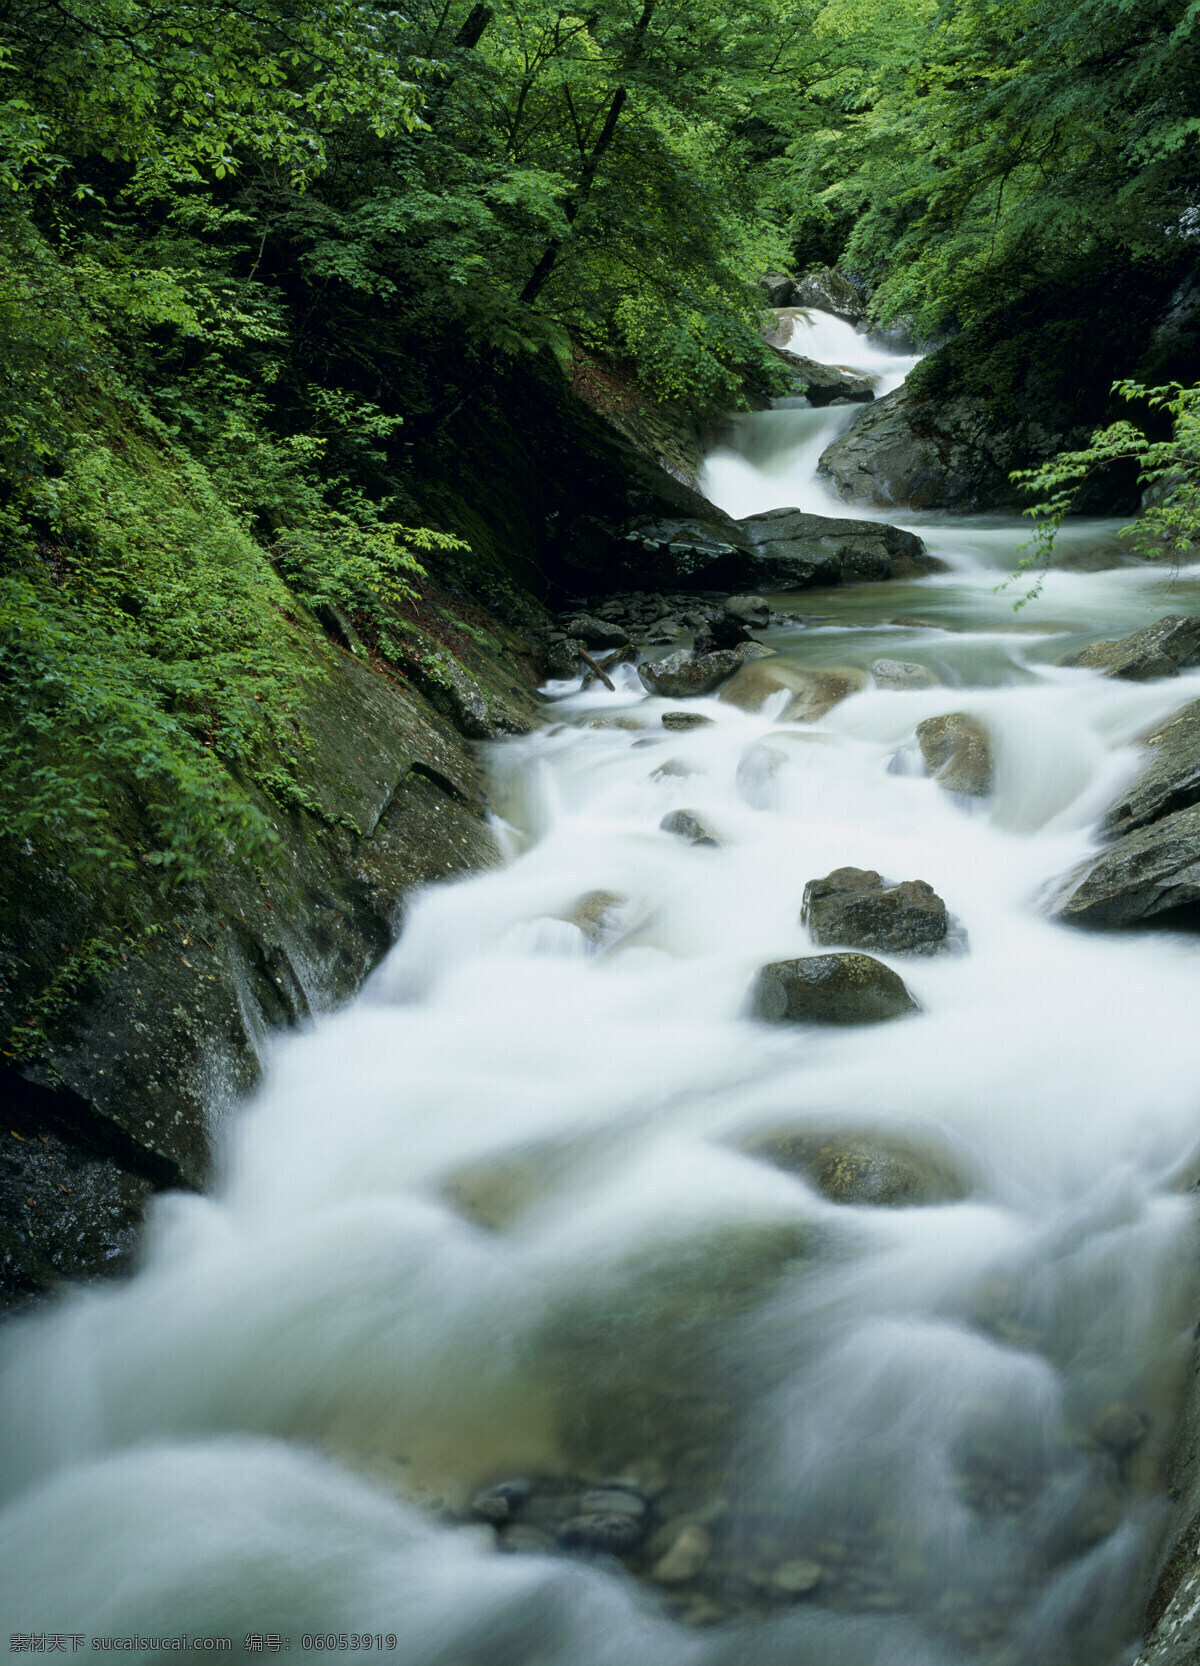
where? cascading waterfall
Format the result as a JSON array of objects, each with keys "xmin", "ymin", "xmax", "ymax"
[{"xmin": 3, "ymin": 314, "xmax": 1200, "ymax": 1666}]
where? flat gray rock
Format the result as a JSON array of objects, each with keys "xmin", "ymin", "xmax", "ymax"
[
  {"xmin": 1106, "ymin": 698, "xmax": 1200, "ymax": 835},
  {"xmin": 1052, "ymin": 802, "xmax": 1200, "ymax": 928},
  {"xmin": 1060, "ymin": 615, "xmax": 1200, "ymax": 681}
]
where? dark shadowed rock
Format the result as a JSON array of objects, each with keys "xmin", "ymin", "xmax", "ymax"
[
  {"xmin": 724, "ymin": 595, "xmax": 770, "ymax": 629},
  {"xmin": 662, "ymin": 711, "xmax": 714, "ymax": 731},
  {"xmin": 816, "ymin": 384, "xmax": 1075, "ymax": 513},
  {"xmin": 744, "ymin": 1125, "xmax": 967, "ymax": 1207},
  {"xmin": 1106, "ymin": 698, "xmax": 1200, "ymax": 834},
  {"xmin": 760, "ymin": 272, "xmax": 797, "ymax": 307},
  {"xmin": 544, "ymin": 637, "xmax": 586, "ymax": 679},
  {"xmin": 1060, "ymin": 615, "xmax": 1200, "ymax": 681},
  {"xmin": 1051, "ymin": 802, "xmax": 1200, "ymax": 928},
  {"xmin": 917, "ymin": 713, "xmax": 994, "ymax": 797},
  {"xmin": 872, "ymin": 658, "xmax": 939, "ymax": 691},
  {"xmin": 580, "ymin": 507, "xmax": 939, "ymax": 594},
  {"xmin": 638, "ymin": 648, "xmax": 742, "ymax": 697},
  {"xmin": 660, "ymin": 810, "xmax": 721, "ymax": 847},
  {"xmin": 802, "ymin": 867, "xmax": 950, "ymax": 954},
  {"xmin": 561, "ymin": 613, "xmax": 635, "ymax": 649},
  {"xmin": 752, "ymin": 954, "xmax": 920, "ymax": 1025},
  {"xmin": 557, "ymin": 1512, "xmax": 648, "ymax": 1554},
  {"xmin": 736, "ymin": 507, "xmax": 942, "ymax": 588}
]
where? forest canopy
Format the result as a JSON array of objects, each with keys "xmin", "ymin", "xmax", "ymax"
[{"xmin": 1, "ymin": 0, "xmax": 1198, "ymax": 879}]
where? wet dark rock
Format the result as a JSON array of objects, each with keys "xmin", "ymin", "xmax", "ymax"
[
  {"xmin": 579, "ymin": 510, "xmax": 938, "ymax": 594},
  {"xmin": 638, "ymin": 648, "xmax": 742, "ymax": 698},
  {"xmin": 1106, "ymin": 699, "xmax": 1200, "ymax": 835},
  {"xmin": 917, "ymin": 713, "xmax": 994, "ymax": 797},
  {"xmin": 557, "ymin": 1512, "xmax": 648, "ymax": 1555},
  {"xmin": 1051, "ymin": 801, "xmax": 1200, "ymax": 928},
  {"xmin": 561, "ymin": 614, "xmax": 634, "ymax": 649},
  {"xmin": 724, "ymin": 595, "xmax": 770, "ymax": 629},
  {"xmin": 743, "ymin": 1125, "xmax": 967, "ymax": 1207},
  {"xmin": 872, "ymin": 658, "xmax": 938, "ymax": 691},
  {"xmin": 752, "ymin": 954, "xmax": 920, "ymax": 1025},
  {"xmin": 1061, "ymin": 615, "xmax": 1200, "ymax": 681},
  {"xmin": 802, "ymin": 867, "xmax": 951, "ymax": 955},
  {"xmin": 660, "ymin": 811, "xmax": 721, "ymax": 848},
  {"xmin": 816, "ymin": 384, "xmax": 1076, "ymax": 513},
  {"xmin": 544, "ymin": 637, "xmax": 587, "ymax": 679},
  {"xmin": 692, "ymin": 615, "xmax": 754, "ymax": 654},
  {"xmin": 472, "ymin": 1480, "xmax": 533, "ymax": 1523},
  {"xmin": 662, "ymin": 712, "xmax": 714, "ymax": 732},
  {"xmin": 736, "ymin": 507, "xmax": 941, "ymax": 589},
  {"xmin": 760, "ymin": 272, "xmax": 798, "ymax": 308}
]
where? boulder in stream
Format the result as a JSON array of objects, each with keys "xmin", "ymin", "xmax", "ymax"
[
  {"xmin": 744, "ymin": 1125, "xmax": 966, "ymax": 1207},
  {"xmin": 752, "ymin": 954, "xmax": 920, "ymax": 1025},
  {"xmin": 662, "ymin": 711, "xmax": 714, "ymax": 731},
  {"xmin": 1060, "ymin": 615, "xmax": 1200, "ymax": 681},
  {"xmin": 560, "ymin": 613, "xmax": 635, "ymax": 649},
  {"xmin": 638, "ymin": 648, "xmax": 742, "ymax": 697},
  {"xmin": 736, "ymin": 507, "xmax": 944, "ymax": 588},
  {"xmin": 1106, "ymin": 698, "xmax": 1200, "ymax": 835},
  {"xmin": 872, "ymin": 658, "xmax": 939, "ymax": 691},
  {"xmin": 660, "ymin": 810, "xmax": 721, "ymax": 847},
  {"xmin": 1051, "ymin": 801, "xmax": 1200, "ymax": 928},
  {"xmin": 917, "ymin": 713, "xmax": 994, "ymax": 797},
  {"xmin": 720, "ymin": 659, "xmax": 866, "ymax": 722},
  {"xmin": 724, "ymin": 595, "xmax": 770, "ymax": 629},
  {"xmin": 575, "ymin": 507, "xmax": 939, "ymax": 593},
  {"xmin": 802, "ymin": 867, "xmax": 951, "ymax": 954}
]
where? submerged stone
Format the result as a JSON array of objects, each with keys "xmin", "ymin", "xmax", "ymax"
[
  {"xmin": 743, "ymin": 1126, "xmax": 967, "ymax": 1207},
  {"xmin": 662, "ymin": 711, "xmax": 714, "ymax": 731},
  {"xmin": 660, "ymin": 810, "xmax": 722, "ymax": 847},
  {"xmin": 752, "ymin": 954, "xmax": 920, "ymax": 1025},
  {"xmin": 871, "ymin": 658, "xmax": 939, "ymax": 691}
]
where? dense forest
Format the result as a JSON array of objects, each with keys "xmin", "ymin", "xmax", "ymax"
[{"xmin": 2, "ymin": 0, "xmax": 1199, "ymax": 886}]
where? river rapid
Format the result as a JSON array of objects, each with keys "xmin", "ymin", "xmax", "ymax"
[{"xmin": 4, "ymin": 315, "xmax": 1200, "ymax": 1666}]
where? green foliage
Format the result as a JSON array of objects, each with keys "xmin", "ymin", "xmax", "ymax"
[{"xmin": 1007, "ymin": 380, "xmax": 1200, "ymax": 601}]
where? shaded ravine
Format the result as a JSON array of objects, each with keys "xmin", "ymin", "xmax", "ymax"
[{"xmin": 3, "ymin": 317, "xmax": 1200, "ymax": 1666}]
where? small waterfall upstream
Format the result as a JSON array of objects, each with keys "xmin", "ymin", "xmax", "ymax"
[{"xmin": 4, "ymin": 315, "xmax": 1200, "ymax": 1666}]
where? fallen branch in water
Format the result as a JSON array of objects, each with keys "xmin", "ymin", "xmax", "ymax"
[{"xmin": 578, "ymin": 648, "xmax": 616, "ymax": 692}]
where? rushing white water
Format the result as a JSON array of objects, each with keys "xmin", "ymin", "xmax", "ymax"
[
  {"xmin": 4, "ymin": 321, "xmax": 1200, "ymax": 1666},
  {"xmin": 702, "ymin": 308, "xmax": 919, "ymax": 520}
]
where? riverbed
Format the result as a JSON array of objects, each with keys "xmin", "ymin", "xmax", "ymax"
[{"xmin": 3, "ymin": 318, "xmax": 1200, "ymax": 1666}]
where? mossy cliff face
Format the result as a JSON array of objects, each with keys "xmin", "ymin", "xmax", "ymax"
[
  {"xmin": 0, "ymin": 626, "xmax": 542, "ymax": 1304},
  {"xmin": 3, "ymin": 356, "xmax": 679, "ymax": 1306}
]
